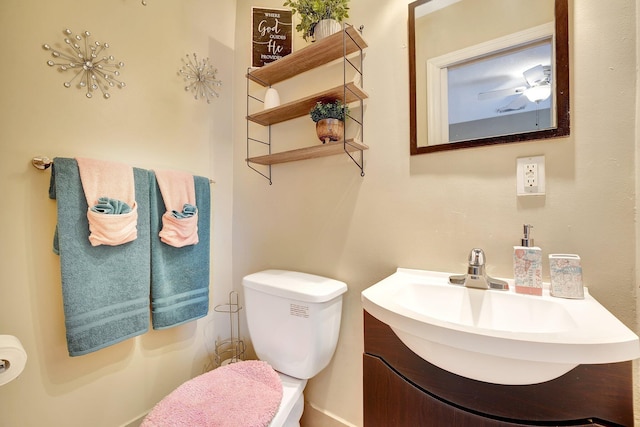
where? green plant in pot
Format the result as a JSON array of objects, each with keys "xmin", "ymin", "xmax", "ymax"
[
  {"xmin": 283, "ymin": 0, "xmax": 350, "ymax": 42},
  {"xmin": 310, "ymin": 99, "xmax": 349, "ymax": 144}
]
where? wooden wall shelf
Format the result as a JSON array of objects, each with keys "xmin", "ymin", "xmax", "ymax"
[
  {"xmin": 247, "ymin": 140, "xmax": 368, "ymax": 166},
  {"xmin": 247, "ymin": 82, "xmax": 368, "ymax": 126},
  {"xmin": 247, "ymin": 25, "xmax": 368, "ymax": 87},
  {"xmin": 245, "ymin": 25, "xmax": 368, "ymax": 183}
]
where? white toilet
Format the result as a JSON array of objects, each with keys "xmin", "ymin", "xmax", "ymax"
[{"xmin": 242, "ymin": 269, "xmax": 348, "ymax": 427}]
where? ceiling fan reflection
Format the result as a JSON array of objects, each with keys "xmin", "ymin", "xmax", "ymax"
[{"xmin": 478, "ymin": 64, "xmax": 552, "ymax": 113}]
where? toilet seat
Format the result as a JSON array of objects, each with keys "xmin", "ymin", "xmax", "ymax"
[{"xmin": 269, "ymin": 373, "xmax": 307, "ymax": 427}]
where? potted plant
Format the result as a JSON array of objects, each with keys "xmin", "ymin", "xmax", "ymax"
[
  {"xmin": 283, "ymin": 0, "xmax": 350, "ymax": 42},
  {"xmin": 310, "ymin": 99, "xmax": 349, "ymax": 143}
]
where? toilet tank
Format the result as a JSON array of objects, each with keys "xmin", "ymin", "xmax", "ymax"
[{"xmin": 243, "ymin": 270, "xmax": 347, "ymax": 379}]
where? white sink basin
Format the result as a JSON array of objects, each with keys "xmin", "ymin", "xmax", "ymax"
[{"xmin": 361, "ymin": 268, "xmax": 640, "ymax": 385}]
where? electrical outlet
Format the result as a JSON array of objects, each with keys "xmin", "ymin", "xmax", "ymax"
[
  {"xmin": 524, "ymin": 163, "xmax": 538, "ymax": 190},
  {"xmin": 517, "ymin": 156, "xmax": 545, "ymax": 196}
]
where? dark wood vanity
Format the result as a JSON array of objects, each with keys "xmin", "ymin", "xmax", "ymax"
[{"xmin": 363, "ymin": 311, "xmax": 634, "ymax": 426}]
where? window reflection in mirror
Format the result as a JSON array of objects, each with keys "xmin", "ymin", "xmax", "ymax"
[
  {"xmin": 409, "ymin": 0, "xmax": 570, "ymax": 155},
  {"xmin": 443, "ymin": 33, "xmax": 553, "ymax": 142}
]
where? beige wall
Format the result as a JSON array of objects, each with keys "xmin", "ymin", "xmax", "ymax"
[
  {"xmin": 0, "ymin": 0, "xmax": 637, "ymax": 426},
  {"xmin": 232, "ymin": 0, "xmax": 638, "ymax": 426},
  {"xmin": 0, "ymin": 0, "xmax": 236, "ymax": 426}
]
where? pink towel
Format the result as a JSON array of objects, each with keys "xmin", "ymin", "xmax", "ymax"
[
  {"xmin": 141, "ymin": 360, "xmax": 283, "ymax": 427},
  {"xmin": 76, "ymin": 157, "xmax": 138, "ymax": 246},
  {"xmin": 154, "ymin": 169, "xmax": 199, "ymax": 248}
]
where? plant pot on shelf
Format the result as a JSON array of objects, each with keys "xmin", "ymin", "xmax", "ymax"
[
  {"xmin": 313, "ymin": 19, "xmax": 342, "ymax": 41},
  {"xmin": 316, "ymin": 118, "xmax": 344, "ymax": 144}
]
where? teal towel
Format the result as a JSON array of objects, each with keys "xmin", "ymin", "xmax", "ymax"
[
  {"xmin": 149, "ymin": 172, "xmax": 210, "ymax": 329},
  {"xmin": 91, "ymin": 197, "xmax": 132, "ymax": 214},
  {"xmin": 49, "ymin": 158, "xmax": 150, "ymax": 356},
  {"xmin": 171, "ymin": 203, "xmax": 196, "ymax": 219}
]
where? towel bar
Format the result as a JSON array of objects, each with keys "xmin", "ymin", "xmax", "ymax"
[
  {"xmin": 32, "ymin": 156, "xmax": 52, "ymax": 170},
  {"xmin": 31, "ymin": 156, "xmax": 215, "ymax": 184}
]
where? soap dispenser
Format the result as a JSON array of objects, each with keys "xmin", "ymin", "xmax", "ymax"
[{"xmin": 513, "ymin": 224, "xmax": 543, "ymax": 295}]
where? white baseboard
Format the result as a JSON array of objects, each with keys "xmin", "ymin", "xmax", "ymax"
[
  {"xmin": 301, "ymin": 401, "xmax": 358, "ymax": 427},
  {"xmin": 120, "ymin": 412, "xmax": 148, "ymax": 427}
]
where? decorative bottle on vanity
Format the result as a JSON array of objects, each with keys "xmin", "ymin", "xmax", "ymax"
[{"xmin": 513, "ymin": 224, "xmax": 542, "ymax": 295}]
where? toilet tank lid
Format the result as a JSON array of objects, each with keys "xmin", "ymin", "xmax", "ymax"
[{"xmin": 243, "ymin": 270, "xmax": 347, "ymax": 303}]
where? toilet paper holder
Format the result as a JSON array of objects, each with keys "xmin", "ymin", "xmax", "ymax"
[
  {"xmin": 213, "ymin": 291, "xmax": 246, "ymax": 367},
  {"xmin": 0, "ymin": 335, "xmax": 28, "ymax": 386}
]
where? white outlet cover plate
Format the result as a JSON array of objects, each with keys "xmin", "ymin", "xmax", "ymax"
[{"xmin": 516, "ymin": 156, "xmax": 545, "ymax": 196}]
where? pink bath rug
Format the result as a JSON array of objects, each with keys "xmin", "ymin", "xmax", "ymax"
[{"xmin": 141, "ymin": 360, "xmax": 282, "ymax": 427}]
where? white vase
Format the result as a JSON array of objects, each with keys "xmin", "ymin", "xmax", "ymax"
[
  {"xmin": 264, "ymin": 87, "xmax": 280, "ymax": 110},
  {"xmin": 314, "ymin": 19, "xmax": 342, "ymax": 41}
]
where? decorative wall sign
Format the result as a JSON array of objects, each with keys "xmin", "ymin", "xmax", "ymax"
[
  {"xmin": 43, "ymin": 29, "xmax": 125, "ymax": 99},
  {"xmin": 178, "ymin": 53, "xmax": 222, "ymax": 104},
  {"xmin": 251, "ymin": 7, "xmax": 292, "ymax": 68}
]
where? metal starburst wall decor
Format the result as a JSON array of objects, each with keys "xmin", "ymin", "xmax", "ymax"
[
  {"xmin": 179, "ymin": 53, "xmax": 222, "ymax": 104},
  {"xmin": 43, "ymin": 29, "xmax": 125, "ymax": 99}
]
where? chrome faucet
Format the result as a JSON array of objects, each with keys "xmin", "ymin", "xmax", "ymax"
[{"xmin": 449, "ymin": 248, "xmax": 509, "ymax": 290}]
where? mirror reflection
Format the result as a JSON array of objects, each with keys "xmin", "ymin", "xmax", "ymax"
[
  {"xmin": 409, "ymin": 0, "xmax": 570, "ymax": 154},
  {"xmin": 447, "ymin": 36, "xmax": 553, "ymax": 142}
]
